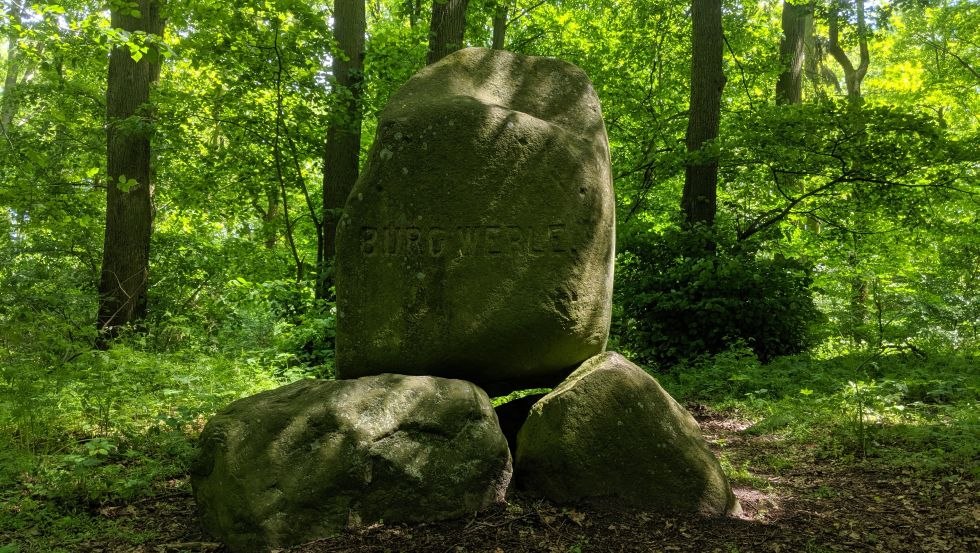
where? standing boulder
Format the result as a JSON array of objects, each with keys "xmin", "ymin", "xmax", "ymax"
[
  {"xmin": 191, "ymin": 375, "xmax": 512, "ymax": 552},
  {"xmin": 515, "ymin": 352, "xmax": 741, "ymax": 516},
  {"xmin": 335, "ymin": 47, "xmax": 615, "ymax": 394}
]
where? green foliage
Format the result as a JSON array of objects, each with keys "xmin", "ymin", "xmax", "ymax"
[
  {"xmin": 724, "ymin": 100, "xmax": 975, "ymax": 238},
  {"xmin": 615, "ymin": 227, "xmax": 822, "ymax": 368},
  {"xmin": 661, "ymin": 348, "xmax": 979, "ymax": 475},
  {"xmin": 213, "ymin": 278, "xmax": 336, "ymax": 379},
  {"xmin": 0, "ymin": 342, "xmax": 284, "ymax": 550}
]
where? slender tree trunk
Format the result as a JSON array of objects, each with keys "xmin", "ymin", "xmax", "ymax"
[
  {"xmin": 776, "ymin": 1, "xmax": 810, "ymax": 105},
  {"xmin": 492, "ymin": 1, "xmax": 507, "ymax": 50},
  {"xmin": 681, "ymin": 0, "xmax": 726, "ymax": 227},
  {"xmin": 1, "ymin": 1, "xmax": 25, "ymax": 130},
  {"xmin": 319, "ymin": 0, "xmax": 365, "ymax": 299},
  {"xmin": 263, "ymin": 185, "xmax": 280, "ymax": 249},
  {"xmin": 97, "ymin": 0, "xmax": 164, "ymax": 341},
  {"xmin": 405, "ymin": 0, "xmax": 422, "ymax": 28},
  {"xmin": 271, "ymin": 19, "xmax": 304, "ymax": 281},
  {"xmin": 826, "ymin": 0, "xmax": 869, "ymax": 101},
  {"xmin": 427, "ymin": 0, "xmax": 469, "ymax": 64},
  {"xmin": 825, "ymin": 0, "xmax": 871, "ymax": 342}
]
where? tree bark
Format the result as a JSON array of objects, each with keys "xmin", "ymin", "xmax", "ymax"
[
  {"xmin": 492, "ymin": 1, "xmax": 507, "ymax": 50},
  {"xmin": 775, "ymin": 2, "xmax": 823, "ymax": 232},
  {"xmin": 776, "ymin": 1, "xmax": 811, "ymax": 105},
  {"xmin": 97, "ymin": 0, "xmax": 164, "ymax": 340},
  {"xmin": 682, "ymin": 0, "xmax": 726, "ymax": 227},
  {"xmin": 263, "ymin": 178, "xmax": 281, "ymax": 249},
  {"xmin": 802, "ymin": 8, "xmax": 827, "ymax": 97},
  {"xmin": 319, "ymin": 0, "xmax": 365, "ymax": 299},
  {"xmin": 1, "ymin": 0, "xmax": 25, "ymax": 131},
  {"xmin": 427, "ymin": 0, "xmax": 469, "ymax": 64}
]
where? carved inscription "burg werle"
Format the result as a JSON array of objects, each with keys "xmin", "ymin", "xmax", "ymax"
[{"xmin": 360, "ymin": 224, "xmax": 572, "ymax": 258}]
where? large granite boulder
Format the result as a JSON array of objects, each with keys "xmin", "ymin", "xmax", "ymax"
[
  {"xmin": 335, "ymin": 47, "xmax": 615, "ymax": 394},
  {"xmin": 191, "ymin": 375, "xmax": 512, "ymax": 552},
  {"xmin": 514, "ymin": 352, "xmax": 741, "ymax": 516}
]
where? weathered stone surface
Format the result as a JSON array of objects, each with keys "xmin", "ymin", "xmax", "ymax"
[
  {"xmin": 335, "ymin": 47, "xmax": 615, "ymax": 393},
  {"xmin": 514, "ymin": 352, "xmax": 741, "ymax": 516},
  {"xmin": 191, "ymin": 375, "xmax": 512, "ymax": 552}
]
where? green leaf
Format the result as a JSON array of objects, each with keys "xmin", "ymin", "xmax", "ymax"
[
  {"xmin": 24, "ymin": 149, "xmax": 49, "ymax": 168},
  {"xmin": 117, "ymin": 175, "xmax": 139, "ymax": 192}
]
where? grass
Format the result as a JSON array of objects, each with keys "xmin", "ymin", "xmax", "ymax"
[{"xmin": 717, "ymin": 454, "xmax": 772, "ymax": 489}]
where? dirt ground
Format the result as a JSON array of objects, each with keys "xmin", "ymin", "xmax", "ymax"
[{"xmin": 92, "ymin": 407, "xmax": 978, "ymax": 553}]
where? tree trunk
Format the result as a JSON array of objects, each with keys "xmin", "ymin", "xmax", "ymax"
[
  {"xmin": 97, "ymin": 0, "xmax": 164, "ymax": 341},
  {"xmin": 776, "ymin": 1, "xmax": 810, "ymax": 105},
  {"xmin": 263, "ymin": 185, "xmax": 280, "ymax": 249},
  {"xmin": 427, "ymin": 0, "xmax": 469, "ymax": 64},
  {"xmin": 825, "ymin": 0, "xmax": 871, "ymax": 342},
  {"xmin": 681, "ymin": 0, "xmax": 726, "ymax": 227},
  {"xmin": 492, "ymin": 1, "xmax": 507, "ymax": 50},
  {"xmin": 405, "ymin": 0, "xmax": 422, "ymax": 28},
  {"xmin": 775, "ymin": 2, "xmax": 824, "ymax": 232},
  {"xmin": 802, "ymin": 8, "xmax": 825, "ymax": 98},
  {"xmin": 1, "ymin": 1, "xmax": 25, "ymax": 130},
  {"xmin": 826, "ymin": 0, "xmax": 869, "ymax": 101},
  {"xmin": 319, "ymin": 0, "xmax": 366, "ymax": 299}
]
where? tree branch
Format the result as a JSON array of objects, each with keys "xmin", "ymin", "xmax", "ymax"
[
  {"xmin": 924, "ymin": 39, "xmax": 980, "ymax": 81},
  {"xmin": 723, "ymin": 33, "xmax": 755, "ymax": 111}
]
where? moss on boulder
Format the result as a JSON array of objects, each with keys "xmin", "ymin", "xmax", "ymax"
[
  {"xmin": 335, "ymin": 47, "xmax": 615, "ymax": 394},
  {"xmin": 191, "ymin": 375, "xmax": 511, "ymax": 552},
  {"xmin": 515, "ymin": 352, "xmax": 741, "ymax": 516}
]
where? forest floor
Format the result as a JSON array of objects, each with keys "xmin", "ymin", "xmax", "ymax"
[{"xmin": 62, "ymin": 405, "xmax": 978, "ymax": 553}]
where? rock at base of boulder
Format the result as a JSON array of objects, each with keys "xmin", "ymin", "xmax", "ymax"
[
  {"xmin": 191, "ymin": 375, "xmax": 512, "ymax": 552},
  {"xmin": 514, "ymin": 352, "xmax": 741, "ymax": 516}
]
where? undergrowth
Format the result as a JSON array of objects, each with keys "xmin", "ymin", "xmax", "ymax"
[
  {"xmin": 660, "ymin": 345, "xmax": 979, "ymax": 478},
  {"xmin": 0, "ymin": 346, "xmax": 284, "ymax": 552}
]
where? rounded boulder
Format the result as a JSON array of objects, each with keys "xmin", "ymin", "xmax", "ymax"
[
  {"xmin": 191, "ymin": 375, "xmax": 512, "ymax": 552},
  {"xmin": 515, "ymin": 352, "xmax": 741, "ymax": 516}
]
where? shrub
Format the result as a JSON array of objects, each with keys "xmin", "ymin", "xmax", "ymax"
[{"xmin": 614, "ymin": 227, "xmax": 822, "ymax": 368}]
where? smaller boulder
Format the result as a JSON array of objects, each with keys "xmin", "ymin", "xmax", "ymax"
[
  {"xmin": 192, "ymin": 375, "xmax": 512, "ymax": 552},
  {"xmin": 515, "ymin": 352, "xmax": 741, "ymax": 516}
]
